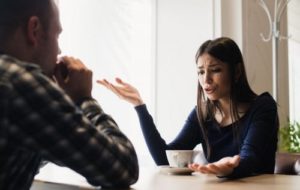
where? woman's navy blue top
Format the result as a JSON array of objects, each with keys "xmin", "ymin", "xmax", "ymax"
[{"xmin": 134, "ymin": 92, "xmax": 278, "ymax": 178}]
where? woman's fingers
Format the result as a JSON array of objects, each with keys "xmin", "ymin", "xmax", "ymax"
[
  {"xmin": 205, "ymin": 164, "xmax": 221, "ymax": 174},
  {"xmin": 98, "ymin": 79, "xmax": 135, "ymax": 93},
  {"xmin": 189, "ymin": 163, "xmax": 212, "ymax": 174},
  {"xmin": 97, "ymin": 80, "xmax": 122, "ymax": 97},
  {"xmin": 115, "ymin": 77, "xmax": 126, "ymax": 85},
  {"xmin": 97, "ymin": 80, "xmax": 137, "ymax": 100},
  {"xmin": 96, "ymin": 79, "xmax": 110, "ymax": 88},
  {"xmin": 188, "ymin": 163, "xmax": 199, "ymax": 170},
  {"xmin": 107, "ymin": 83, "xmax": 123, "ymax": 97},
  {"xmin": 230, "ymin": 155, "xmax": 240, "ymax": 167},
  {"xmin": 115, "ymin": 78, "xmax": 138, "ymax": 92},
  {"xmin": 97, "ymin": 78, "xmax": 144, "ymax": 106},
  {"xmin": 110, "ymin": 86, "xmax": 139, "ymax": 100},
  {"xmin": 188, "ymin": 155, "xmax": 241, "ymax": 176}
]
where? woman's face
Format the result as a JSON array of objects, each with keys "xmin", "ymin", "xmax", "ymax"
[{"xmin": 197, "ymin": 53, "xmax": 231, "ymax": 102}]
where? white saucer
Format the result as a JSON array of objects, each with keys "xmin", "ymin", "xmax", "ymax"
[{"xmin": 158, "ymin": 165, "xmax": 194, "ymax": 175}]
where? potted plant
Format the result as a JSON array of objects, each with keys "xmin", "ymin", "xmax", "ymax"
[
  {"xmin": 279, "ymin": 121, "xmax": 300, "ymax": 152},
  {"xmin": 275, "ymin": 120, "xmax": 300, "ymax": 174}
]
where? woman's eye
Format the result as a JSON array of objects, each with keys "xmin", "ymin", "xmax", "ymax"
[
  {"xmin": 198, "ymin": 70, "xmax": 204, "ymax": 75},
  {"xmin": 211, "ymin": 68, "xmax": 221, "ymax": 73}
]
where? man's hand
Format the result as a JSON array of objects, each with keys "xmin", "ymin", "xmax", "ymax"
[{"xmin": 54, "ymin": 56, "xmax": 92, "ymax": 102}]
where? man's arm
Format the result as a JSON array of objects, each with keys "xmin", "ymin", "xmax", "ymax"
[{"xmin": 8, "ymin": 56, "xmax": 139, "ymax": 187}]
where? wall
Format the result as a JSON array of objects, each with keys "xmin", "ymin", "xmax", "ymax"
[
  {"xmin": 155, "ymin": 0, "xmax": 290, "ymax": 144},
  {"xmin": 215, "ymin": 0, "xmax": 289, "ymax": 124},
  {"xmin": 155, "ymin": 0, "xmax": 213, "ymax": 142},
  {"xmin": 213, "ymin": 0, "xmax": 243, "ymax": 47},
  {"xmin": 243, "ymin": 0, "xmax": 289, "ymax": 124}
]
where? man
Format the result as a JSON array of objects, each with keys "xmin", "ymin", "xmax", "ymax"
[{"xmin": 0, "ymin": 0, "xmax": 139, "ymax": 189}]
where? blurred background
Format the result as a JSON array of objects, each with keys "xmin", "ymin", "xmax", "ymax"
[{"xmin": 56, "ymin": 0, "xmax": 299, "ymax": 167}]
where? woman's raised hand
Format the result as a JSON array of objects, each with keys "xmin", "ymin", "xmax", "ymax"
[{"xmin": 97, "ymin": 78, "xmax": 144, "ymax": 106}]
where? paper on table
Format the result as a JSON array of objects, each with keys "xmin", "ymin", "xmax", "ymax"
[{"xmin": 34, "ymin": 163, "xmax": 96, "ymax": 189}]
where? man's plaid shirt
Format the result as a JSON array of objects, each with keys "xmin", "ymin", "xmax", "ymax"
[{"xmin": 0, "ymin": 55, "xmax": 139, "ymax": 190}]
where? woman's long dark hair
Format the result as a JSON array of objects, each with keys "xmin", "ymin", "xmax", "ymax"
[{"xmin": 195, "ymin": 37, "xmax": 257, "ymax": 159}]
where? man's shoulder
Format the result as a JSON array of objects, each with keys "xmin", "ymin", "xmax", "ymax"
[
  {"xmin": 0, "ymin": 54, "xmax": 41, "ymax": 76},
  {"xmin": 0, "ymin": 54, "xmax": 18, "ymax": 68}
]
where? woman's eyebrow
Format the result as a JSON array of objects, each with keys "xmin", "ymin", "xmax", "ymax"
[{"xmin": 198, "ymin": 63, "xmax": 221, "ymax": 69}]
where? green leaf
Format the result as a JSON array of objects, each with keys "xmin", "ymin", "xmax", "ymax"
[{"xmin": 279, "ymin": 120, "xmax": 300, "ymax": 153}]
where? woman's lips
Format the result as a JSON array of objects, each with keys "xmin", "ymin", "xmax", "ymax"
[{"xmin": 204, "ymin": 88, "xmax": 215, "ymax": 94}]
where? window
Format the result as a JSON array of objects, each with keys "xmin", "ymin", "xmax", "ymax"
[
  {"xmin": 288, "ymin": 1, "xmax": 300, "ymax": 122},
  {"xmin": 57, "ymin": 0, "xmax": 212, "ymax": 167},
  {"xmin": 58, "ymin": 0, "xmax": 155, "ymax": 166}
]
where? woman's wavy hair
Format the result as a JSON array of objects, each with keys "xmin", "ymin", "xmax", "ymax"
[{"xmin": 195, "ymin": 37, "xmax": 257, "ymax": 159}]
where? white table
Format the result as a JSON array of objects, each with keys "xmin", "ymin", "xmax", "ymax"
[{"xmin": 32, "ymin": 163, "xmax": 300, "ymax": 190}]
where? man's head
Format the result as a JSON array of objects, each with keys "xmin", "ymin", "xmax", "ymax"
[{"xmin": 0, "ymin": 0, "xmax": 62, "ymax": 76}]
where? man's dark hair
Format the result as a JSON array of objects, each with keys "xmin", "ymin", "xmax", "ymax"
[{"xmin": 0, "ymin": 0, "xmax": 52, "ymax": 44}]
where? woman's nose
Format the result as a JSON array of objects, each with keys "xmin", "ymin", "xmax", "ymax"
[{"xmin": 203, "ymin": 72, "xmax": 212, "ymax": 84}]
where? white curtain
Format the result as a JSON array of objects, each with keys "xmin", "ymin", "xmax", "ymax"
[
  {"xmin": 57, "ymin": 0, "xmax": 214, "ymax": 167},
  {"xmin": 58, "ymin": 0, "xmax": 155, "ymax": 166},
  {"xmin": 288, "ymin": 1, "xmax": 300, "ymax": 122}
]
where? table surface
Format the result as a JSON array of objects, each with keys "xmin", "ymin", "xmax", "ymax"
[{"xmin": 32, "ymin": 163, "xmax": 300, "ymax": 190}]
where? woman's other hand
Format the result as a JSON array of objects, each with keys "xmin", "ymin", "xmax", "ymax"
[
  {"xmin": 97, "ymin": 78, "xmax": 144, "ymax": 106},
  {"xmin": 188, "ymin": 155, "xmax": 240, "ymax": 177}
]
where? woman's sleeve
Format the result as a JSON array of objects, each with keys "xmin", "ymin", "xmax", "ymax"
[
  {"xmin": 228, "ymin": 95, "xmax": 278, "ymax": 178},
  {"xmin": 135, "ymin": 105, "xmax": 202, "ymax": 165}
]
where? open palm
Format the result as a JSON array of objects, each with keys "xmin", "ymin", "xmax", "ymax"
[
  {"xmin": 189, "ymin": 155, "xmax": 240, "ymax": 177},
  {"xmin": 97, "ymin": 78, "xmax": 144, "ymax": 106}
]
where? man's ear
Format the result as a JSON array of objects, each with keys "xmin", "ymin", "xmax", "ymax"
[{"xmin": 26, "ymin": 16, "xmax": 43, "ymax": 46}]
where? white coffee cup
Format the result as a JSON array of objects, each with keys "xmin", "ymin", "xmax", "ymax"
[{"xmin": 166, "ymin": 150, "xmax": 194, "ymax": 168}]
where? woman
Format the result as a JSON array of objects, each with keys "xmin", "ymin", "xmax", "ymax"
[{"xmin": 97, "ymin": 37, "xmax": 278, "ymax": 178}]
